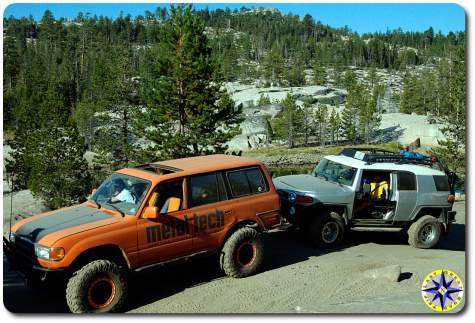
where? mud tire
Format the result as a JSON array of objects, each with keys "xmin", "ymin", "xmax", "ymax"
[
  {"xmin": 220, "ymin": 227, "xmax": 264, "ymax": 278},
  {"xmin": 408, "ymin": 215, "xmax": 441, "ymax": 249},
  {"xmin": 305, "ymin": 211, "xmax": 344, "ymax": 248},
  {"xmin": 66, "ymin": 259, "xmax": 127, "ymax": 313}
]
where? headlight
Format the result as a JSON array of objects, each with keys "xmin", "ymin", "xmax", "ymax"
[
  {"xmin": 9, "ymin": 232, "xmax": 16, "ymax": 243},
  {"xmin": 34, "ymin": 244, "xmax": 65, "ymax": 261},
  {"xmin": 288, "ymin": 192, "xmax": 297, "ymax": 203}
]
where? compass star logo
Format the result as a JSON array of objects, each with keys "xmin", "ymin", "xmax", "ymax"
[{"xmin": 421, "ymin": 269, "xmax": 464, "ymax": 312}]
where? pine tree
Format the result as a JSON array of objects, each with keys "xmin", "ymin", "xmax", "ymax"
[
  {"xmin": 328, "ymin": 108, "xmax": 341, "ymax": 145},
  {"xmin": 263, "ymin": 45, "xmax": 284, "ymax": 85},
  {"xmin": 313, "ymin": 62, "xmax": 327, "ymax": 86},
  {"xmin": 138, "ymin": 4, "xmax": 243, "ymax": 159},
  {"xmin": 432, "ymin": 47, "xmax": 465, "ymax": 177},
  {"xmin": 91, "ymin": 45, "xmax": 142, "ymax": 173},
  {"xmin": 367, "ymin": 67, "xmax": 378, "ymax": 89},
  {"xmin": 258, "ymin": 94, "xmax": 271, "ymax": 106},
  {"xmin": 25, "ymin": 127, "xmax": 91, "ymax": 209},
  {"xmin": 314, "ymin": 104, "xmax": 328, "ymax": 146},
  {"xmin": 301, "ymin": 96, "xmax": 313, "ymax": 145},
  {"xmin": 341, "ymin": 71, "xmax": 362, "ymax": 143},
  {"xmin": 272, "ymin": 93, "xmax": 300, "ymax": 148},
  {"xmin": 359, "ymin": 86, "xmax": 382, "ymax": 144}
]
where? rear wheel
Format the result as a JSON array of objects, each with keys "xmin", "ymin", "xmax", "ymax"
[
  {"xmin": 66, "ymin": 260, "xmax": 127, "ymax": 313},
  {"xmin": 220, "ymin": 227, "xmax": 264, "ymax": 278},
  {"xmin": 408, "ymin": 215, "xmax": 441, "ymax": 249},
  {"xmin": 305, "ymin": 211, "xmax": 344, "ymax": 248}
]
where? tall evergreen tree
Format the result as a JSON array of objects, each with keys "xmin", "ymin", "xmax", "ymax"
[
  {"xmin": 272, "ymin": 93, "xmax": 300, "ymax": 148},
  {"xmin": 314, "ymin": 104, "xmax": 328, "ymax": 146},
  {"xmin": 26, "ymin": 126, "xmax": 91, "ymax": 209},
  {"xmin": 432, "ymin": 47, "xmax": 465, "ymax": 177},
  {"xmin": 138, "ymin": 4, "xmax": 243, "ymax": 159},
  {"xmin": 301, "ymin": 96, "xmax": 313, "ymax": 145},
  {"xmin": 341, "ymin": 71, "xmax": 362, "ymax": 143},
  {"xmin": 359, "ymin": 86, "xmax": 382, "ymax": 144},
  {"xmin": 328, "ymin": 108, "xmax": 341, "ymax": 145},
  {"xmin": 313, "ymin": 62, "xmax": 327, "ymax": 86}
]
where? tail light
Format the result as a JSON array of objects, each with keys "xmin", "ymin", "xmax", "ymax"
[
  {"xmin": 447, "ymin": 195, "xmax": 455, "ymax": 204},
  {"xmin": 296, "ymin": 195, "xmax": 313, "ymax": 204}
]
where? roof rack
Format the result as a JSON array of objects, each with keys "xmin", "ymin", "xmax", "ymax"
[{"xmin": 339, "ymin": 148, "xmax": 434, "ymax": 167}]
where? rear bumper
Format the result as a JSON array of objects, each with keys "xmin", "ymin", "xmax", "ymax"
[
  {"xmin": 443, "ymin": 210, "xmax": 456, "ymax": 234},
  {"xmin": 447, "ymin": 211, "xmax": 456, "ymax": 223}
]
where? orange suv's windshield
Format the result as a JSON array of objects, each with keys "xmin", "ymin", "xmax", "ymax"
[{"xmin": 91, "ymin": 173, "xmax": 151, "ymax": 216}]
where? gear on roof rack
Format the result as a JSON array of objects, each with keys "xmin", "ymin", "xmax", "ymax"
[{"xmin": 339, "ymin": 147, "xmax": 435, "ymax": 166}]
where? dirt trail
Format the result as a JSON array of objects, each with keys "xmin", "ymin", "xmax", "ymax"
[{"xmin": 3, "ymin": 202, "xmax": 465, "ymax": 314}]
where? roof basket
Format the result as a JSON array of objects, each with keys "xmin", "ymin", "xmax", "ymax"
[{"xmin": 339, "ymin": 148, "xmax": 434, "ymax": 166}]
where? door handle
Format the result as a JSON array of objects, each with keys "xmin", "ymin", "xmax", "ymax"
[{"xmin": 224, "ymin": 210, "xmax": 232, "ymax": 216}]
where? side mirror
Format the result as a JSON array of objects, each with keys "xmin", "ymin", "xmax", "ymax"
[{"xmin": 143, "ymin": 206, "xmax": 159, "ymax": 219}]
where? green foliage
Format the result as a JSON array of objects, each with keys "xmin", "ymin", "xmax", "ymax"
[
  {"xmin": 359, "ymin": 86, "xmax": 382, "ymax": 144},
  {"xmin": 431, "ymin": 47, "xmax": 465, "ymax": 177},
  {"xmin": 301, "ymin": 96, "xmax": 313, "ymax": 145},
  {"xmin": 313, "ymin": 63, "xmax": 327, "ymax": 86},
  {"xmin": 258, "ymin": 94, "xmax": 271, "ymax": 106},
  {"xmin": 272, "ymin": 93, "xmax": 301, "ymax": 148},
  {"xmin": 314, "ymin": 104, "xmax": 329, "ymax": 146},
  {"xmin": 263, "ymin": 46, "xmax": 284, "ymax": 85},
  {"xmin": 328, "ymin": 108, "xmax": 341, "ymax": 144},
  {"xmin": 285, "ymin": 57, "xmax": 306, "ymax": 86},
  {"xmin": 138, "ymin": 4, "xmax": 243, "ymax": 159},
  {"xmin": 25, "ymin": 127, "xmax": 91, "ymax": 209},
  {"xmin": 341, "ymin": 71, "xmax": 360, "ymax": 143}
]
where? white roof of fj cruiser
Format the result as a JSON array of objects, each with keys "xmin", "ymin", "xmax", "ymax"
[{"xmin": 326, "ymin": 155, "xmax": 446, "ymax": 176}]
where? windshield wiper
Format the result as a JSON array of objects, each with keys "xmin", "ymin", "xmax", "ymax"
[
  {"xmin": 316, "ymin": 173, "xmax": 328, "ymax": 181},
  {"xmin": 105, "ymin": 202, "xmax": 125, "ymax": 217},
  {"xmin": 89, "ymin": 198, "xmax": 101, "ymax": 209}
]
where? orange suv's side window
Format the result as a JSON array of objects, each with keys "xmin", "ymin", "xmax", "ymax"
[
  {"xmin": 188, "ymin": 172, "xmax": 227, "ymax": 208},
  {"xmin": 226, "ymin": 167, "xmax": 269, "ymax": 198}
]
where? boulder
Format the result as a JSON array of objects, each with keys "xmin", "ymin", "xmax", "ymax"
[{"xmin": 363, "ymin": 265, "xmax": 401, "ymax": 282}]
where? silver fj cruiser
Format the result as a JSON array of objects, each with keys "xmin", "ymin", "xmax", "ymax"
[{"xmin": 273, "ymin": 148, "xmax": 457, "ymax": 249}]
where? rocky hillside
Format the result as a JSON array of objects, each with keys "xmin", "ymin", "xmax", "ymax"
[{"xmin": 225, "ymin": 66, "xmax": 446, "ymax": 151}]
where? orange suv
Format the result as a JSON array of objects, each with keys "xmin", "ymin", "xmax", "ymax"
[{"xmin": 5, "ymin": 155, "xmax": 281, "ymax": 313}]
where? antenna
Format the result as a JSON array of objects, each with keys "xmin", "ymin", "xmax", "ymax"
[{"xmin": 7, "ymin": 171, "xmax": 15, "ymax": 240}]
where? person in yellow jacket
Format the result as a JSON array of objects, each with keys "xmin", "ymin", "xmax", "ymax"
[{"xmin": 370, "ymin": 175, "xmax": 389, "ymax": 200}]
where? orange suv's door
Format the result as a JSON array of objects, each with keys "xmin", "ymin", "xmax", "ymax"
[
  {"xmin": 187, "ymin": 172, "xmax": 235, "ymax": 251},
  {"xmin": 136, "ymin": 178, "xmax": 194, "ymax": 267}
]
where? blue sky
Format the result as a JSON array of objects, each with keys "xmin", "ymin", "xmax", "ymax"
[{"xmin": 3, "ymin": 3, "xmax": 466, "ymax": 34}]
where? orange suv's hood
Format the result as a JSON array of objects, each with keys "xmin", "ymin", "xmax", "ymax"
[{"xmin": 13, "ymin": 205, "xmax": 117, "ymax": 243}]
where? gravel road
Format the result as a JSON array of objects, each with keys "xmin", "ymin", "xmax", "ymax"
[{"xmin": 3, "ymin": 202, "xmax": 465, "ymax": 314}]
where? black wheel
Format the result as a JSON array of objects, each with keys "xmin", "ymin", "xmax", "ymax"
[
  {"xmin": 305, "ymin": 212, "xmax": 344, "ymax": 248},
  {"xmin": 408, "ymin": 215, "xmax": 441, "ymax": 249},
  {"xmin": 66, "ymin": 260, "xmax": 127, "ymax": 313},
  {"xmin": 220, "ymin": 227, "xmax": 264, "ymax": 278}
]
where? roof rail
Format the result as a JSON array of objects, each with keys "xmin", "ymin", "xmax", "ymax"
[{"xmin": 339, "ymin": 148, "xmax": 434, "ymax": 166}]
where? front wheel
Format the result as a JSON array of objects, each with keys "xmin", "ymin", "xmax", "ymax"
[
  {"xmin": 220, "ymin": 227, "xmax": 264, "ymax": 278},
  {"xmin": 407, "ymin": 215, "xmax": 441, "ymax": 249},
  {"xmin": 66, "ymin": 260, "xmax": 127, "ymax": 313},
  {"xmin": 305, "ymin": 212, "xmax": 345, "ymax": 248}
]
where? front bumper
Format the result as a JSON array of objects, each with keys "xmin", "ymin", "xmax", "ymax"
[{"xmin": 4, "ymin": 237, "xmax": 64, "ymax": 281}]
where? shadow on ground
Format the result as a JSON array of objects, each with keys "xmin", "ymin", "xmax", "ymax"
[{"xmin": 3, "ymin": 221, "xmax": 465, "ymax": 313}]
